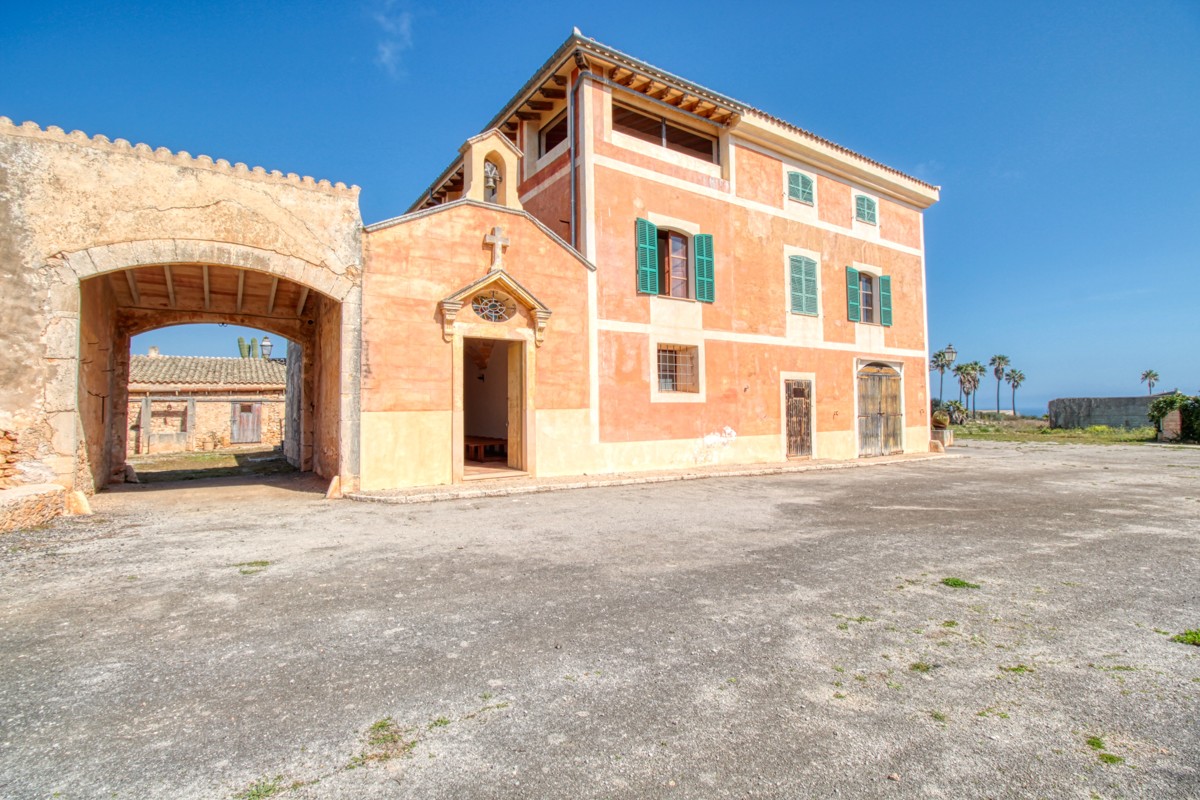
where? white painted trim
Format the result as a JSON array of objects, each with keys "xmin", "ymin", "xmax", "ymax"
[
  {"xmin": 596, "ymin": 318, "xmax": 926, "ymax": 358},
  {"xmin": 593, "ymin": 154, "xmax": 923, "ymax": 258},
  {"xmin": 736, "ymin": 136, "xmax": 924, "ymax": 214},
  {"xmin": 782, "ymin": 164, "xmax": 819, "ymax": 224},
  {"xmin": 611, "ymin": 130, "xmax": 723, "ymax": 177},
  {"xmin": 852, "ymin": 192, "xmax": 881, "ymax": 240},
  {"xmin": 779, "ymin": 371, "xmax": 817, "ymax": 460}
]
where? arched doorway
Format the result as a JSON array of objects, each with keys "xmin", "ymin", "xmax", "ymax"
[
  {"xmin": 857, "ymin": 363, "xmax": 902, "ymax": 457},
  {"xmin": 70, "ymin": 241, "xmax": 358, "ymax": 493}
]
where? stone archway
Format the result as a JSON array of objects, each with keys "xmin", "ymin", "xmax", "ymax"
[{"xmin": 58, "ymin": 239, "xmax": 361, "ymax": 494}]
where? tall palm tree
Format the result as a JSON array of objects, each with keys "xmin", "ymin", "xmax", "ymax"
[
  {"xmin": 1140, "ymin": 369, "xmax": 1159, "ymax": 395},
  {"xmin": 952, "ymin": 362, "xmax": 969, "ymax": 406},
  {"xmin": 1006, "ymin": 368, "xmax": 1025, "ymax": 416},
  {"xmin": 968, "ymin": 361, "xmax": 986, "ymax": 418},
  {"xmin": 989, "ymin": 354, "xmax": 1010, "ymax": 416},
  {"xmin": 929, "ymin": 349, "xmax": 951, "ymax": 403}
]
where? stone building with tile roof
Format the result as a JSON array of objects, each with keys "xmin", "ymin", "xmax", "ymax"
[{"xmin": 126, "ymin": 352, "xmax": 287, "ymax": 457}]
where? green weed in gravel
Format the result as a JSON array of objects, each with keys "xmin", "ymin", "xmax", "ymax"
[
  {"xmin": 942, "ymin": 577, "xmax": 980, "ymax": 589},
  {"xmin": 1098, "ymin": 753, "xmax": 1125, "ymax": 765},
  {"xmin": 999, "ymin": 664, "xmax": 1033, "ymax": 674},
  {"xmin": 1086, "ymin": 736, "xmax": 1105, "ymax": 750},
  {"xmin": 1171, "ymin": 629, "xmax": 1200, "ymax": 646},
  {"xmin": 235, "ymin": 777, "xmax": 282, "ymax": 799},
  {"xmin": 909, "ymin": 661, "xmax": 934, "ymax": 673},
  {"xmin": 233, "ymin": 560, "xmax": 270, "ymax": 576}
]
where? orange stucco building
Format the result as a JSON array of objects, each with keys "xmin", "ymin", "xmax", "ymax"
[{"xmin": 357, "ymin": 32, "xmax": 940, "ymax": 490}]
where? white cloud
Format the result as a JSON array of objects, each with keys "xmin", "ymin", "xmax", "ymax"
[{"xmin": 371, "ymin": 1, "xmax": 414, "ymax": 78}]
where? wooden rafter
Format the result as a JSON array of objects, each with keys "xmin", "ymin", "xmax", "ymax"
[
  {"xmin": 647, "ymin": 83, "xmax": 670, "ymax": 100},
  {"xmin": 236, "ymin": 270, "xmax": 245, "ymax": 313},
  {"xmin": 528, "ymin": 100, "xmax": 553, "ymax": 111},
  {"xmin": 124, "ymin": 269, "xmax": 141, "ymax": 305},
  {"xmin": 163, "ymin": 265, "xmax": 176, "ymax": 308},
  {"xmin": 679, "ymin": 97, "xmax": 701, "ymax": 112},
  {"xmin": 267, "ymin": 276, "xmax": 279, "ymax": 315},
  {"xmin": 551, "ymin": 75, "xmax": 567, "ymax": 86},
  {"xmin": 296, "ymin": 286, "xmax": 310, "ymax": 316},
  {"xmin": 539, "ymin": 87, "xmax": 565, "ymax": 99},
  {"xmin": 515, "ymin": 110, "xmax": 541, "ymax": 121},
  {"xmin": 202, "ymin": 265, "xmax": 211, "ymax": 310}
]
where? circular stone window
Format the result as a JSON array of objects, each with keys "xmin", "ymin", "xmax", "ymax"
[{"xmin": 471, "ymin": 290, "xmax": 517, "ymax": 322}]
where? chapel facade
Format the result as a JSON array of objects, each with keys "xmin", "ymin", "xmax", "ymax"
[{"xmin": 0, "ymin": 31, "xmax": 939, "ymax": 514}]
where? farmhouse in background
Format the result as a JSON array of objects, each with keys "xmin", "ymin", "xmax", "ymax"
[
  {"xmin": 0, "ymin": 30, "xmax": 941, "ymax": 523},
  {"xmin": 126, "ymin": 347, "xmax": 287, "ymax": 457}
]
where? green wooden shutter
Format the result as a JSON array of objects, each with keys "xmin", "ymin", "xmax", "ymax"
[
  {"xmin": 694, "ymin": 233, "xmax": 715, "ymax": 303},
  {"xmin": 802, "ymin": 258, "xmax": 818, "ymax": 315},
  {"xmin": 787, "ymin": 171, "xmax": 802, "ymax": 200},
  {"xmin": 636, "ymin": 218, "xmax": 658, "ymax": 295},
  {"xmin": 799, "ymin": 174, "xmax": 814, "ymax": 204},
  {"xmin": 790, "ymin": 256, "xmax": 818, "ymax": 316},
  {"xmin": 846, "ymin": 266, "xmax": 860, "ymax": 322},
  {"xmin": 855, "ymin": 195, "xmax": 876, "ymax": 224},
  {"xmin": 879, "ymin": 274, "xmax": 892, "ymax": 326}
]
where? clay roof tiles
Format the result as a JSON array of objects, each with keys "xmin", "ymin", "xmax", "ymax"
[{"xmin": 129, "ymin": 355, "xmax": 286, "ymax": 388}]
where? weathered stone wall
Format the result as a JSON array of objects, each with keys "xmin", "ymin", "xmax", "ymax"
[
  {"xmin": 0, "ymin": 117, "xmax": 362, "ymax": 491},
  {"xmin": 126, "ymin": 396, "xmax": 286, "ymax": 455},
  {"xmin": 0, "ymin": 483, "xmax": 66, "ymax": 533},
  {"xmin": 1048, "ymin": 395, "xmax": 1158, "ymax": 429},
  {"xmin": 1159, "ymin": 409, "xmax": 1183, "ymax": 442}
]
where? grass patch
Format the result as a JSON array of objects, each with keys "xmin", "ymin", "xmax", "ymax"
[
  {"xmin": 942, "ymin": 577, "xmax": 980, "ymax": 589},
  {"xmin": 909, "ymin": 661, "xmax": 934, "ymax": 673},
  {"xmin": 1098, "ymin": 753, "xmax": 1125, "ymax": 765},
  {"xmin": 941, "ymin": 620, "xmax": 958, "ymax": 628},
  {"xmin": 1086, "ymin": 736, "xmax": 1105, "ymax": 750},
  {"xmin": 348, "ymin": 717, "xmax": 417, "ymax": 768},
  {"xmin": 929, "ymin": 710, "xmax": 946, "ymax": 722},
  {"xmin": 999, "ymin": 664, "xmax": 1033, "ymax": 674},
  {"xmin": 428, "ymin": 716, "xmax": 451, "ymax": 729},
  {"xmin": 235, "ymin": 777, "xmax": 282, "ymax": 800},
  {"xmin": 954, "ymin": 419, "xmax": 1156, "ymax": 445},
  {"xmin": 1171, "ymin": 629, "xmax": 1200, "ymax": 646},
  {"xmin": 233, "ymin": 560, "xmax": 271, "ymax": 576}
]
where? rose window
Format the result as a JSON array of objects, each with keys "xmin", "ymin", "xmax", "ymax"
[{"xmin": 471, "ymin": 290, "xmax": 516, "ymax": 322}]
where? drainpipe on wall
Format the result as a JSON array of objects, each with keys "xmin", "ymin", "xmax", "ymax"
[{"xmin": 568, "ymin": 53, "xmax": 593, "ymax": 253}]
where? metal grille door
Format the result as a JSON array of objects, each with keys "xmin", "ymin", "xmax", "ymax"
[{"xmin": 857, "ymin": 365, "xmax": 902, "ymax": 457}]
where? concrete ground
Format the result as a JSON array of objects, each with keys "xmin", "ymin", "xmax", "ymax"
[{"xmin": 1, "ymin": 441, "xmax": 1198, "ymax": 799}]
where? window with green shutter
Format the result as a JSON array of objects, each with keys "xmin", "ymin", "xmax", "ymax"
[
  {"xmin": 845, "ymin": 266, "xmax": 860, "ymax": 322},
  {"xmin": 635, "ymin": 218, "xmax": 658, "ymax": 295},
  {"xmin": 787, "ymin": 171, "xmax": 814, "ymax": 205},
  {"xmin": 789, "ymin": 256, "xmax": 818, "ymax": 316},
  {"xmin": 854, "ymin": 195, "xmax": 877, "ymax": 224},
  {"xmin": 878, "ymin": 274, "xmax": 893, "ymax": 327}
]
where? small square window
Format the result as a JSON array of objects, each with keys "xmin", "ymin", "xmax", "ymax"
[{"xmin": 657, "ymin": 345, "xmax": 699, "ymax": 393}]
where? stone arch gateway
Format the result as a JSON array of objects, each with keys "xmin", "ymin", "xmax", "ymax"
[{"xmin": 0, "ymin": 118, "xmax": 363, "ymax": 495}]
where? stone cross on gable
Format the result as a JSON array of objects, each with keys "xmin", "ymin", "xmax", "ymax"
[{"xmin": 484, "ymin": 226, "xmax": 510, "ymax": 272}]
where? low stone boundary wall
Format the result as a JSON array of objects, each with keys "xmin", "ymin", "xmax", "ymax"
[
  {"xmin": 1048, "ymin": 395, "xmax": 1158, "ymax": 429},
  {"xmin": 0, "ymin": 484, "xmax": 67, "ymax": 533}
]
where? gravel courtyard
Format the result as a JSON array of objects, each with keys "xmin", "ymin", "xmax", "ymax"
[{"xmin": 2, "ymin": 441, "xmax": 1198, "ymax": 799}]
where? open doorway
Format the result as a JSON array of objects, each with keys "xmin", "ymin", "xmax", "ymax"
[
  {"xmin": 462, "ymin": 338, "xmax": 524, "ymax": 479},
  {"xmin": 123, "ymin": 325, "xmax": 297, "ymax": 483}
]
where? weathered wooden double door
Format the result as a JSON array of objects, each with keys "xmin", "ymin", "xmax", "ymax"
[
  {"xmin": 857, "ymin": 364, "xmax": 902, "ymax": 457},
  {"xmin": 785, "ymin": 379, "xmax": 812, "ymax": 458}
]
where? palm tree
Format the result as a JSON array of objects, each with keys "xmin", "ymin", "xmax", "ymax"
[
  {"xmin": 1141, "ymin": 369, "xmax": 1159, "ymax": 395},
  {"xmin": 955, "ymin": 361, "xmax": 984, "ymax": 419},
  {"xmin": 968, "ymin": 361, "xmax": 986, "ymax": 418},
  {"xmin": 952, "ymin": 362, "xmax": 969, "ymax": 406},
  {"xmin": 989, "ymin": 355, "xmax": 1010, "ymax": 416},
  {"xmin": 930, "ymin": 349, "xmax": 952, "ymax": 403},
  {"xmin": 1006, "ymin": 368, "xmax": 1025, "ymax": 416}
]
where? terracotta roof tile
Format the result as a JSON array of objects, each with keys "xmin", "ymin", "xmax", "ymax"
[{"xmin": 129, "ymin": 355, "xmax": 286, "ymax": 387}]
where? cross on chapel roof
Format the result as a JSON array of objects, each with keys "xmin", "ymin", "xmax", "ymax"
[{"xmin": 484, "ymin": 226, "xmax": 510, "ymax": 271}]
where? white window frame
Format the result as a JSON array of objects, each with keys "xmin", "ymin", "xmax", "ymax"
[
  {"xmin": 783, "ymin": 245, "xmax": 823, "ymax": 344},
  {"xmin": 645, "ymin": 211, "xmax": 701, "ymax": 303}
]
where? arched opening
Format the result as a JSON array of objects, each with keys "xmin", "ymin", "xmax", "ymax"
[
  {"xmin": 483, "ymin": 155, "xmax": 505, "ymax": 205},
  {"xmin": 77, "ymin": 259, "xmax": 346, "ymax": 492},
  {"xmin": 857, "ymin": 362, "xmax": 902, "ymax": 457}
]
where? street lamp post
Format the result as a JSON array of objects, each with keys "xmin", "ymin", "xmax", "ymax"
[{"xmin": 260, "ymin": 336, "xmax": 273, "ymax": 359}]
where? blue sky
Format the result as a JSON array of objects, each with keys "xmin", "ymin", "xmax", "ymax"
[{"xmin": 3, "ymin": 1, "xmax": 1197, "ymax": 412}]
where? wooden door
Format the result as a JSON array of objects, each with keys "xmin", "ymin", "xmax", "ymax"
[
  {"xmin": 231, "ymin": 402, "xmax": 262, "ymax": 444},
  {"xmin": 785, "ymin": 379, "xmax": 812, "ymax": 458},
  {"xmin": 857, "ymin": 364, "xmax": 902, "ymax": 457}
]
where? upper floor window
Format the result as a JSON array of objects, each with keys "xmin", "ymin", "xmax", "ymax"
[
  {"xmin": 538, "ymin": 111, "xmax": 568, "ymax": 158},
  {"xmin": 613, "ymin": 103, "xmax": 718, "ymax": 164},
  {"xmin": 855, "ymin": 195, "xmax": 877, "ymax": 225},
  {"xmin": 787, "ymin": 171, "xmax": 814, "ymax": 205},
  {"xmin": 789, "ymin": 256, "xmax": 818, "ymax": 316},
  {"xmin": 635, "ymin": 218, "xmax": 715, "ymax": 302},
  {"xmin": 846, "ymin": 266, "xmax": 892, "ymax": 326},
  {"xmin": 659, "ymin": 230, "xmax": 689, "ymax": 299}
]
